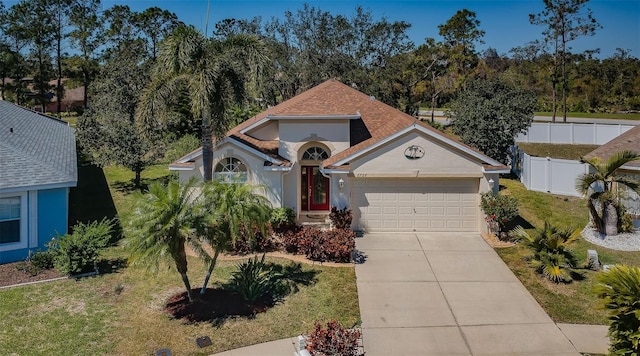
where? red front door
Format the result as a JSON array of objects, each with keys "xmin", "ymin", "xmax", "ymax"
[{"xmin": 301, "ymin": 166, "xmax": 330, "ymax": 211}]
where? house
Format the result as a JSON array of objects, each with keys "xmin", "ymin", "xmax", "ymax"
[
  {"xmin": 584, "ymin": 125, "xmax": 640, "ymax": 217},
  {"xmin": 0, "ymin": 100, "xmax": 77, "ymax": 263},
  {"xmin": 170, "ymin": 80, "xmax": 508, "ymax": 233}
]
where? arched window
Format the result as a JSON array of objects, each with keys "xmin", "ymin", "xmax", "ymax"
[
  {"xmin": 214, "ymin": 157, "xmax": 247, "ymax": 183},
  {"xmin": 301, "ymin": 146, "xmax": 329, "ymax": 161}
]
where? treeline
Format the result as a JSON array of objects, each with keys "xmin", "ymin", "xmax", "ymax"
[{"xmin": 1, "ymin": 1, "xmax": 638, "ymax": 117}]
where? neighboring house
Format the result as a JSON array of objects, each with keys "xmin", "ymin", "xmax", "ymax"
[
  {"xmin": 0, "ymin": 100, "xmax": 77, "ymax": 263},
  {"xmin": 45, "ymin": 83, "xmax": 85, "ymax": 114},
  {"xmin": 171, "ymin": 80, "xmax": 508, "ymax": 233},
  {"xmin": 584, "ymin": 125, "xmax": 640, "ymax": 216}
]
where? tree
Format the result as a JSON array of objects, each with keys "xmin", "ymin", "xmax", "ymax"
[
  {"xmin": 594, "ymin": 265, "xmax": 640, "ymax": 354},
  {"xmin": 125, "ymin": 179, "xmax": 205, "ymax": 303},
  {"xmin": 530, "ymin": 0, "xmax": 601, "ymax": 122},
  {"xmin": 199, "ymin": 181, "xmax": 272, "ymax": 294},
  {"xmin": 133, "ymin": 7, "xmax": 181, "ymax": 61},
  {"xmin": 576, "ymin": 151, "xmax": 640, "ymax": 236},
  {"xmin": 448, "ymin": 78, "xmax": 536, "ymax": 163},
  {"xmin": 137, "ymin": 25, "xmax": 268, "ymax": 181},
  {"xmin": 76, "ymin": 39, "xmax": 160, "ymax": 188},
  {"xmin": 438, "ymin": 9, "xmax": 485, "ymax": 86}
]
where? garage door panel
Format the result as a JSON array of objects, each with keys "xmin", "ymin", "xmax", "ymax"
[{"xmin": 351, "ymin": 178, "xmax": 479, "ymax": 232}]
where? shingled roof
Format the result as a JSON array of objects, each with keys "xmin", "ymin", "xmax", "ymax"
[
  {"xmin": 174, "ymin": 79, "xmax": 506, "ymax": 170},
  {"xmin": 0, "ymin": 100, "xmax": 77, "ymax": 191},
  {"xmin": 584, "ymin": 125, "xmax": 640, "ymax": 170}
]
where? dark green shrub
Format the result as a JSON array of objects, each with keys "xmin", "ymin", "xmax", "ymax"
[
  {"xmin": 228, "ymin": 254, "xmax": 279, "ymax": 303},
  {"xmin": 306, "ymin": 320, "xmax": 361, "ymax": 356},
  {"xmin": 512, "ymin": 222, "xmax": 580, "ymax": 283},
  {"xmin": 48, "ymin": 219, "xmax": 114, "ymax": 275},
  {"xmin": 270, "ymin": 207, "xmax": 297, "ymax": 232},
  {"xmin": 329, "ymin": 207, "xmax": 353, "ymax": 230},
  {"xmin": 594, "ymin": 265, "xmax": 640, "ymax": 355},
  {"xmin": 480, "ymin": 192, "xmax": 519, "ymax": 233},
  {"xmin": 30, "ymin": 249, "xmax": 54, "ymax": 270}
]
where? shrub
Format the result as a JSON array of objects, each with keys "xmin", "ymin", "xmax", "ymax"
[
  {"xmin": 306, "ymin": 320, "xmax": 361, "ymax": 356},
  {"xmin": 594, "ymin": 265, "xmax": 640, "ymax": 355},
  {"xmin": 480, "ymin": 192, "xmax": 519, "ymax": 233},
  {"xmin": 47, "ymin": 218, "xmax": 114, "ymax": 275},
  {"xmin": 512, "ymin": 222, "xmax": 580, "ymax": 283},
  {"xmin": 282, "ymin": 227, "xmax": 355, "ymax": 263},
  {"xmin": 270, "ymin": 207, "xmax": 297, "ymax": 232},
  {"xmin": 30, "ymin": 249, "xmax": 54, "ymax": 270},
  {"xmin": 329, "ymin": 207, "xmax": 353, "ymax": 230},
  {"xmin": 228, "ymin": 225, "xmax": 279, "ymax": 255},
  {"xmin": 228, "ymin": 254, "xmax": 280, "ymax": 303}
]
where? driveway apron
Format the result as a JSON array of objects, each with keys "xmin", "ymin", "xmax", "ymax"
[{"xmin": 355, "ymin": 233, "xmax": 579, "ymax": 355}]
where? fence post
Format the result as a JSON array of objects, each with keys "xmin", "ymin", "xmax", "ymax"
[
  {"xmin": 570, "ymin": 123, "xmax": 574, "ymax": 144},
  {"xmin": 546, "ymin": 157, "xmax": 551, "ymax": 193}
]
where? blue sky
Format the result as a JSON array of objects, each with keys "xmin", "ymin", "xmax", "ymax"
[{"xmin": 10, "ymin": 0, "xmax": 640, "ymax": 58}]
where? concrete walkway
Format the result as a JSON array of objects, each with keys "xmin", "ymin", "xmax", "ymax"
[{"xmin": 355, "ymin": 233, "xmax": 583, "ymax": 355}]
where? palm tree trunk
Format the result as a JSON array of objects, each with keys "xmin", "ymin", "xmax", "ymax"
[
  {"xmin": 180, "ymin": 272, "xmax": 194, "ymax": 302},
  {"xmin": 200, "ymin": 248, "xmax": 220, "ymax": 294},
  {"xmin": 588, "ymin": 199, "xmax": 604, "ymax": 234},
  {"xmin": 202, "ymin": 123, "xmax": 213, "ymax": 181},
  {"xmin": 604, "ymin": 203, "xmax": 618, "ymax": 236}
]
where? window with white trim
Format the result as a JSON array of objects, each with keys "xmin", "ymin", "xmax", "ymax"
[
  {"xmin": 0, "ymin": 196, "xmax": 21, "ymax": 244},
  {"xmin": 302, "ymin": 146, "xmax": 329, "ymax": 160},
  {"xmin": 214, "ymin": 157, "xmax": 248, "ymax": 183}
]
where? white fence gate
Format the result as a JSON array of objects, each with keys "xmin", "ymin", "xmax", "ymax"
[{"xmin": 516, "ymin": 122, "xmax": 634, "ymax": 144}]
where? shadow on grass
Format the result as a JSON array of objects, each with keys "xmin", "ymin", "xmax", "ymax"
[
  {"xmin": 111, "ymin": 174, "xmax": 171, "ymax": 194},
  {"xmin": 69, "ymin": 164, "xmax": 122, "ymax": 242},
  {"xmin": 504, "ymin": 215, "xmax": 536, "ymax": 231},
  {"xmin": 96, "ymin": 257, "xmax": 128, "ymax": 274}
]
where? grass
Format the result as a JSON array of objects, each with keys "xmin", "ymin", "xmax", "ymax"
[
  {"xmin": 535, "ymin": 112, "xmax": 640, "ymax": 120},
  {"xmin": 497, "ymin": 178, "xmax": 640, "ymax": 324},
  {"xmin": 516, "ymin": 143, "xmax": 599, "ymax": 160},
  {"xmin": 1, "ymin": 163, "xmax": 361, "ymax": 355}
]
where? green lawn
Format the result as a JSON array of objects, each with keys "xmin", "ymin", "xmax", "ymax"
[
  {"xmin": 516, "ymin": 143, "xmax": 599, "ymax": 160},
  {"xmin": 497, "ymin": 178, "xmax": 640, "ymax": 324},
  {"xmin": 1, "ymin": 164, "xmax": 361, "ymax": 355}
]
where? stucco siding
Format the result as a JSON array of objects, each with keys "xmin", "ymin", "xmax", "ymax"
[
  {"xmin": 351, "ymin": 132, "xmax": 482, "ymax": 177},
  {"xmin": 278, "ymin": 120, "xmax": 350, "ymax": 160},
  {"xmin": 37, "ymin": 188, "xmax": 69, "ymax": 248},
  {"xmin": 247, "ymin": 121, "xmax": 279, "ymax": 140}
]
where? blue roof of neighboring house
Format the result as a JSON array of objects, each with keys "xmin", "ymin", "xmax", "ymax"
[{"xmin": 0, "ymin": 100, "xmax": 77, "ymax": 192}]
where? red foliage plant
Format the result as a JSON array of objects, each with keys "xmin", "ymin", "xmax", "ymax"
[
  {"xmin": 306, "ymin": 319, "xmax": 361, "ymax": 356},
  {"xmin": 281, "ymin": 227, "xmax": 355, "ymax": 263}
]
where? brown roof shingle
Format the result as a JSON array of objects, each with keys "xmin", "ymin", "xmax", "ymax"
[{"xmin": 585, "ymin": 125, "xmax": 640, "ymax": 168}]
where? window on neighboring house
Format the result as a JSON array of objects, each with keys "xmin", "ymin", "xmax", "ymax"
[
  {"xmin": 214, "ymin": 157, "xmax": 248, "ymax": 183},
  {"xmin": 0, "ymin": 197, "xmax": 21, "ymax": 244},
  {"xmin": 302, "ymin": 146, "xmax": 329, "ymax": 160}
]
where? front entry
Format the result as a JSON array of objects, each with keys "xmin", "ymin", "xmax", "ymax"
[{"xmin": 301, "ymin": 166, "xmax": 330, "ymax": 211}]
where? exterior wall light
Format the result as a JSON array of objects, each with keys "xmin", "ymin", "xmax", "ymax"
[
  {"xmin": 338, "ymin": 178, "xmax": 345, "ymax": 190},
  {"xmin": 488, "ymin": 178, "xmax": 495, "ymax": 189}
]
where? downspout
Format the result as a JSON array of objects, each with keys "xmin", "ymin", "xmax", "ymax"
[
  {"xmin": 319, "ymin": 165, "xmax": 334, "ymax": 210},
  {"xmin": 281, "ymin": 162, "xmax": 296, "ymax": 212}
]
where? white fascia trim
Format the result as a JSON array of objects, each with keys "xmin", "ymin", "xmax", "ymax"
[
  {"xmin": 263, "ymin": 166, "xmax": 292, "ymax": 172},
  {"xmin": 168, "ymin": 165, "xmax": 195, "ymax": 171},
  {"xmin": 176, "ymin": 138, "xmax": 284, "ymax": 166},
  {"xmin": 320, "ymin": 168, "xmax": 350, "ymax": 174},
  {"xmin": 332, "ymin": 124, "xmax": 504, "ymax": 167},
  {"xmin": 0, "ymin": 181, "xmax": 77, "ymax": 194},
  {"xmin": 483, "ymin": 168, "xmax": 511, "ymax": 174},
  {"xmin": 622, "ymin": 165, "xmax": 640, "ymax": 172},
  {"xmin": 239, "ymin": 117, "xmax": 271, "ymax": 134},
  {"xmin": 175, "ymin": 148, "xmax": 203, "ymax": 164}
]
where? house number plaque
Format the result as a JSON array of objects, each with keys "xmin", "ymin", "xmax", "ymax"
[{"xmin": 404, "ymin": 145, "xmax": 425, "ymax": 160}]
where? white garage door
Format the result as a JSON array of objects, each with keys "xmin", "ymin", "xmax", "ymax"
[{"xmin": 351, "ymin": 178, "xmax": 479, "ymax": 232}]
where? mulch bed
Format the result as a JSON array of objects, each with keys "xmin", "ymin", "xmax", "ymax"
[
  {"xmin": 0, "ymin": 262, "xmax": 63, "ymax": 288},
  {"xmin": 165, "ymin": 288, "xmax": 275, "ymax": 323}
]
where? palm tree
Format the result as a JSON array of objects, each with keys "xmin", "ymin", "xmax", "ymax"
[
  {"xmin": 199, "ymin": 181, "xmax": 272, "ymax": 294},
  {"xmin": 136, "ymin": 25, "xmax": 268, "ymax": 181},
  {"xmin": 124, "ymin": 179, "xmax": 206, "ymax": 302},
  {"xmin": 576, "ymin": 150, "xmax": 640, "ymax": 236},
  {"xmin": 512, "ymin": 222, "xmax": 580, "ymax": 283},
  {"xmin": 594, "ymin": 265, "xmax": 640, "ymax": 354}
]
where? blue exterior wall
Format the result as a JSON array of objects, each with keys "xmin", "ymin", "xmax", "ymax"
[{"xmin": 0, "ymin": 188, "xmax": 69, "ymax": 264}]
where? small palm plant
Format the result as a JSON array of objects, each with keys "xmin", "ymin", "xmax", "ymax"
[
  {"xmin": 594, "ymin": 265, "xmax": 640, "ymax": 355},
  {"xmin": 229, "ymin": 254, "xmax": 281, "ymax": 303},
  {"xmin": 512, "ymin": 222, "xmax": 581, "ymax": 283},
  {"xmin": 124, "ymin": 179, "xmax": 206, "ymax": 302}
]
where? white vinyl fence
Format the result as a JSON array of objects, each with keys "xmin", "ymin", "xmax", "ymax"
[
  {"xmin": 516, "ymin": 122, "xmax": 634, "ymax": 144},
  {"xmin": 512, "ymin": 148, "xmax": 640, "ymax": 215}
]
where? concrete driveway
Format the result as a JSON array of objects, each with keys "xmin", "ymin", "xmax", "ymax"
[{"xmin": 355, "ymin": 233, "xmax": 579, "ymax": 355}]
